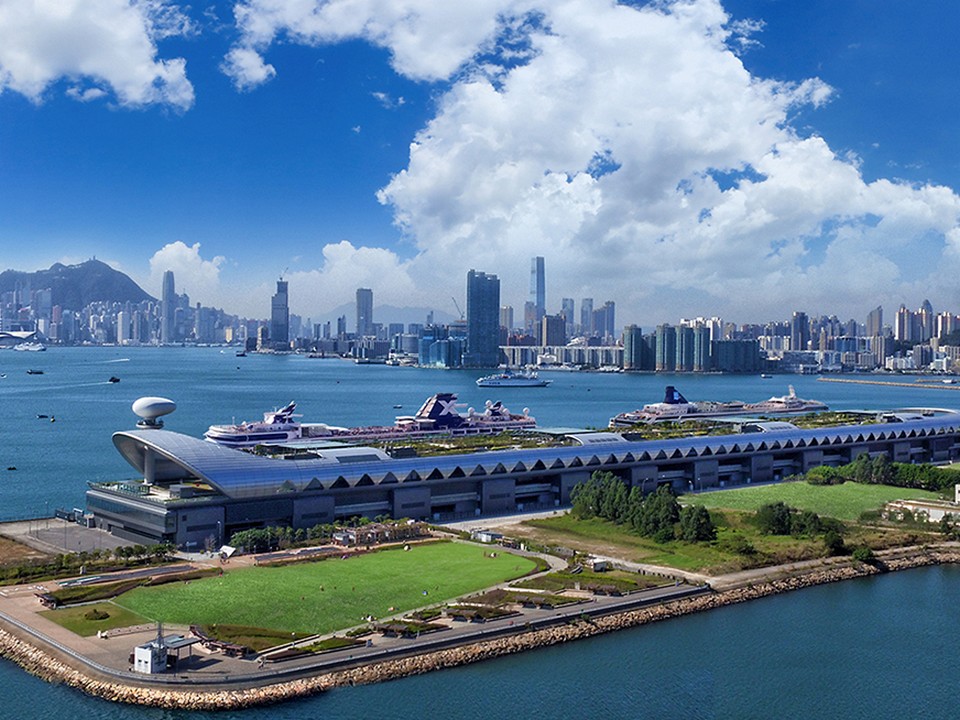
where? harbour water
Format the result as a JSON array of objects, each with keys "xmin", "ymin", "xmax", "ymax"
[{"xmin": 0, "ymin": 346, "xmax": 957, "ymax": 718}]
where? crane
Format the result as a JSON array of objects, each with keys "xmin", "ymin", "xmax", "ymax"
[{"xmin": 451, "ymin": 296, "xmax": 464, "ymax": 320}]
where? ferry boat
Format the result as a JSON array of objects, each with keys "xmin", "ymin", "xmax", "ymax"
[
  {"xmin": 204, "ymin": 393, "xmax": 537, "ymax": 448},
  {"xmin": 609, "ymin": 385, "xmax": 828, "ymax": 427},
  {"xmin": 476, "ymin": 369, "xmax": 551, "ymax": 388},
  {"xmin": 13, "ymin": 342, "xmax": 46, "ymax": 352}
]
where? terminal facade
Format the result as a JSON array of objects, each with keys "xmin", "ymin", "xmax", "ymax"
[{"xmin": 86, "ymin": 414, "xmax": 960, "ymax": 549}]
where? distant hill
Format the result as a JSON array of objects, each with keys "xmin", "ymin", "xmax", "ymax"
[
  {"xmin": 319, "ymin": 303, "xmax": 456, "ymax": 328},
  {"xmin": 0, "ymin": 259, "xmax": 155, "ymax": 310}
]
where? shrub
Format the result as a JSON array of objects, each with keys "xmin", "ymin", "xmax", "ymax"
[
  {"xmin": 851, "ymin": 546, "xmax": 876, "ymax": 564},
  {"xmin": 83, "ymin": 608, "xmax": 109, "ymax": 621}
]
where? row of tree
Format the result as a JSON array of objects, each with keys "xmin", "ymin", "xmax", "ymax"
[
  {"xmin": 228, "ymin": 517, "xmax": 400, "ymax": 553},
  {"xmin": 804, "ymin": 453, "xmax": 960, "ymax": 492},
  {"xmin": 754, "ymin": 501, "xmax": 847, "ymax": 555},
  {"xmin": 570, "ymin": 471, "xmax": 716, "ymax": 543}
]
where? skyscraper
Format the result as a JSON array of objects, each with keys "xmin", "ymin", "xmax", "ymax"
[
  {"xmin": 270, "ymin": 278, "xmax": 289, "ymax": 347},
  {"xmin": 530, "ymin": 256, "xmax": 545, "ymax": 327},
  {"xmin": 561, "ymin": 298, "xmax": 575, "ymax": 338},
  {"xmin": 866, "ymin": 306, "xmax": 883, "ymax": 338},
  {"xmin": 656, "ymin": 324, "xmax": 676, "ymax": 371},
  {"xmin": 580, "ymin": 298, "xmax": 594, "ymax": 336},
  {"xmin": 500, "ymin": 305, "xmax": 514, "ymax": 331},
  {"xmin": 918, "ymin": 299, "xmax": 934, "ymax": 342},
  {"xmin": 465, "ymin": 269, "xmax": 500, "ymax": 367},
  {"xmin": 160, "ymin": 270, "xmax": 175, "ymax": 344},
  {"xmin": 895, "ymin": 304, "xmax": 913, "ymax": 342},
  {"xmin": 356, "ymin": 288, "xmax": 373, "ymax": 337},
  {"xmin": 790, "ymin": 311, "xmax": 809, "ymax": 352},
  {"xmin": 622, "ymin": 325, "xmax": 644, "ymax": 370},
  {"xmin": 541, "ymin": 314, "xmax": 566, "ymax": 346}
]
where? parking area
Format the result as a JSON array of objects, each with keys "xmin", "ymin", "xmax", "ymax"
[{"xmin": 0, "ymin": 518, "xmax": 132, "ymax": 555}]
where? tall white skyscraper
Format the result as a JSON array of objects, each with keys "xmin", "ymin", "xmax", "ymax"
[{"xmin": 530, "ymin": 256, "xmax": 545, "ymax": 327}]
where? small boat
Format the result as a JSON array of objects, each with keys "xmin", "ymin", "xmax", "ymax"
[
  {"xmin": 37, "ymin": 414, "xmax": 48, "ymax": 419},
  {"xmin": 108, "ymin": 376, "xmax": 120, "ymax": 383},
  {"xmin": 236, "ymin": 350, "xmax": 247, "ymax": 357},
  {"xmin": 26, "ymin": 369, "xmax": 43, "ymax": 375}
]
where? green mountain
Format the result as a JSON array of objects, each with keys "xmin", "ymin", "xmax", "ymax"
[{"xmin": 0, "ymin": 259, "xmax": 155, "ymax": 310}]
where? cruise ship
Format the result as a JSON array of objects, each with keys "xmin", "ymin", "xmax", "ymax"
[
  {"xmin": 476, "ymin": 369, "xmax": 551, "ymax": 387},
  {"xmin": 204, "ymin": 393, "xmax": 537, "ymax": 448},
  {"xmin": 609, "ymin": 385, "xmax": 828, "ymax": 427}
]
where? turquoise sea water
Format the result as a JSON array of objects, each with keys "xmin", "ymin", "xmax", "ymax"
[{"xmin": 0, "ymin": 347, "xmax": 957, "ymax": 718}]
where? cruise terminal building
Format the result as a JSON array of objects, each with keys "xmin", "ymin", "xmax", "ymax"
[{"xmin": 86, "ymin": 412, "xmax": 960, "ymax": 548}]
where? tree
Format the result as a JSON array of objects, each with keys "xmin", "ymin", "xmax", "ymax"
[
  {"xmin": 634, "ymin": 485, "xmax": 680, "ymax": 539},
  {"xmin": 678, "ymin": 505, "xmax": 716, "ymax": 542},
  {"xmin": 823, "ymin": 530, "xmax": 847, "ymax": 556},
  {"xmin": 756, "ymin": 502, "xmax": 793, "ymax": 535},
  {"xmin": 791, "ymin": 509, "xmax": 822, "ymax": 536}
]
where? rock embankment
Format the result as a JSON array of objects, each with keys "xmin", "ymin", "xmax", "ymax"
[{"xmin": 1, "ymin": 547, "xmax": 958, "ymax": 709}]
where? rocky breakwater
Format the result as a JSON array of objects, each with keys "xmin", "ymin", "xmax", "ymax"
[
  {"xmin": 2, "ymin": 546, "xmax": 959, "ymax": 708},
  {"xmin": 0, "ymin": 626, "xmax": 336, "ymax": 710}
]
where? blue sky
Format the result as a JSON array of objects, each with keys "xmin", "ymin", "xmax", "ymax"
[{"xmin": 1, "ymin": 0, "xmax": 959, "ymax": 326}]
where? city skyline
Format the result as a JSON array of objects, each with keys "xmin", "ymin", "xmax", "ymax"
[{"xmin": 3, "ymin": 1, "xmax": 960, "ymax": 324}]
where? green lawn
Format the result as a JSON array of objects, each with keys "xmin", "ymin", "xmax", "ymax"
[
  {"xmin": 682, "ymin": 481, "xmax": 942, "ymax": 521},
  {"xmin": 41, "ymin": 602, "xmax": 150, "ymax": 636},
  {"xmin": 113, "ymin": 541, "xmax": 536, "ymax": 635},
  {"xmin": 523, "ymin": 514, "xmax": 736, "ymax": 570}
]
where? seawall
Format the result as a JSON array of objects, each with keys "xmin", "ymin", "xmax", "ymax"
[{"xmin": 0, "ymin": 546, "xmax": 957, "ymax": 710}]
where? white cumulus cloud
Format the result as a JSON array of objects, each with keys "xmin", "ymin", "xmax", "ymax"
[
  {"xmin": 147, "ymin": 241, "xmax": 226, "ymax": 305},
  {"xmin": 224, "ymin": 0, "xmax": 523, "ymax": 88},
  {"xmin": 284, "ymin": 241, "xmax": 421, "ymax": 317},
  {"xmin": 225, "ymin": 0, "xmax": 960, "ymax": 324},
  {"xmin": 0, "ymin": 0, "xmax": 195, "ymax": 109}
]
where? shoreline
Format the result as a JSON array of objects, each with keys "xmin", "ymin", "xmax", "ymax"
[{"xmin": 0, "ymin": 546, "xmax": 957, "ymax": 710}]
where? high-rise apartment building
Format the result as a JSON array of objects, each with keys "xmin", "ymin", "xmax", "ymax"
[
  {"xmin": 895, "ymin": 304, "xmax": 913, "ymax": 342},
  {"xmin": 500, "ymin": 305, "xmax": 514, "ymax": 331},
  {"xmin": 465, "ymin": 269, "xmax": 501, "ymax": 367},
  {"xmin": 541, "ymin": 314, "xmax": 566, "ymax": 346},
  {"xmin": 356, "ymin": 288, "xmax": 373, "ymax": 337},
  {"xmin": 270, "ymin": 278, "xmax": 289, "ymax": 347}
]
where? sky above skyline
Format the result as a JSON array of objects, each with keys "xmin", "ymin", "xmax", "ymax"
[{"xmin": 2, "ymin": 0, "xmax": 960, "ymax": 327}]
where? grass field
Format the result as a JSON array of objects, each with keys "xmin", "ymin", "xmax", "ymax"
[
  {"xmin": 41, "ymin": 602, "xmax": 150, "ymax": 636},
  {"xmin": 113, "ymin": 541, "xmax": 537, "ymax": 635},
  {"xmin": 681, "ymin": 481, "xmax": 942, "ymax": 521}
]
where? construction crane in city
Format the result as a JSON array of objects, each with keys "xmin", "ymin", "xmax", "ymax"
[{"xmin": 451, "ymin": 296, "xmax": 464, "ymax": 320}]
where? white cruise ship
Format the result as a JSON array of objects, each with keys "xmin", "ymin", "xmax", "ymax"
[{"xmin": 476, "ymin": 369, "xmax": 551, "ymax": 388}]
